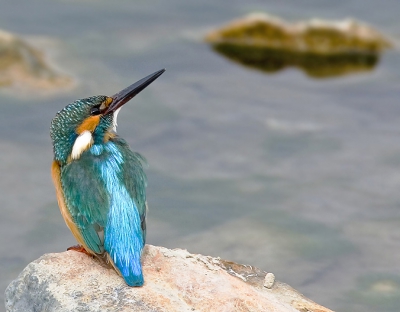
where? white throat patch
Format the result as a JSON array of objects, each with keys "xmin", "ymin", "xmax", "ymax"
[
  {"xmin": 71, "ymin": 130, "xmax": 93, "ymax": 160},
  {"xmin": 112, "ymin": 107, "xmax": 121, "ymax": 132}
]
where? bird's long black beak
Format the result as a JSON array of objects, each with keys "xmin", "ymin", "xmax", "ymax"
[{"xmin": 104, "ymin": 68, "xmax": 165, "ymax": 115}]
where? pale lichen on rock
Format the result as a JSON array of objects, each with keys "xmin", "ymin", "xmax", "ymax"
[
  {"xmin": 5, "ymin": 245, "xmax": 334, "ymax": 312},
  {"xmin": 264, "ymin": 272, "xmax": 276, "ymax": 289}
]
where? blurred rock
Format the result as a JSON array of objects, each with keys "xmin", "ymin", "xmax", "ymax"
[
  {"xmin": 5, "ymin": 245, "xmax": 333, "ymax": 312},
  {"xmin": 206, "ymin": 13, "xmax": 393, "ymax": 78},
  {"xmin": 0, "ymin": 29, "xmax": 71, "ymax": 91}
]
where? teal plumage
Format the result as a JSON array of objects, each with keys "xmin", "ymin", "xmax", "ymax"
[
  {"xmin": 50, "ymin": 70, "xmax": 165, "ymax": 286},
  {"xmin": 61, "ymin": 138, "xmax": 147, "ymax": 285}
]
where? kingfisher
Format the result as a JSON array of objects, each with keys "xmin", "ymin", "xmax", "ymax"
[{"xmin": 50, "ymin": 69, "xmax": 165, "ymax": 286}]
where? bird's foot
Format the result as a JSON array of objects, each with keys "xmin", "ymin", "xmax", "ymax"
[{"xmin": 67, "ymin": 245, "xmax": 91, "ymax": 256}]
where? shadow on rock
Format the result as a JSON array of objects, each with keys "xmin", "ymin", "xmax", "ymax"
[{"xmin": 212, "ymin": 43, "xmax": 379, "ymax": 78}]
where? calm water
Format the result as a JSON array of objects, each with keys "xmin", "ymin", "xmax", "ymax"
[{"xmin": 1, "ymin": 1, "xmax": 400, "ymax": 311}]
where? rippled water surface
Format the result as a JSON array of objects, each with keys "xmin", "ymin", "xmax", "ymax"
[{"xmin": 1, "ymin": 1, "xmax": 400, "ymax": 311}]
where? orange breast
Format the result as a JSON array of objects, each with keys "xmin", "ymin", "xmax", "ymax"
[
  {"xmin": 76, "ymin": 115, "xmax": 101, "ymax": 134},
  {"xmin": 51, "ymin": 161, "xmax": 94, "ymax": 255}
]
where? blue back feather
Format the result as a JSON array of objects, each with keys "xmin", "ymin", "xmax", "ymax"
[{"xmin": 94, "ymin": 142, "xmax": 144, "ymax": 286}]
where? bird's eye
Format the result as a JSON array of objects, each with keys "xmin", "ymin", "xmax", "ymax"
[{"xmin": 90, "ymin": 106, "xmax": 101, "ymax": 116}]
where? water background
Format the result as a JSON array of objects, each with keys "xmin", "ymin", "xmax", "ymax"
[{"xmin": 1, "ymin": 1, "xmax": 400, "ymax": 311}]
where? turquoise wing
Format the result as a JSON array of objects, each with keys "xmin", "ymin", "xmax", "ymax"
[{"xmin": 60, "ymin": 151, "xmax": 110, "ymax": 254}]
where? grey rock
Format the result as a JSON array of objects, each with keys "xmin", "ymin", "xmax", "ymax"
[
  {"xmin": 5, "ymin": 245, "xmax": 334, "ymax": 312},
  {"xmin": 0, "ymin": 29, "xmax": 71, "ymax": 92}
]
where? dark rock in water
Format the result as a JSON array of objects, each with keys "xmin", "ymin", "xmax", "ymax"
[
  {"xmin": 212, "ymin": 43, "xmax": 379, "ymax": 78},
  {"xmin": 0, "ymin": 29, "xmax": 71, "ymax": 92},
  {"xmin": 5, "ymin": 245, "xmax": 333, "ymax": 312},
  {"xmin": 206, "ymin": 13, "xmax": 392, "ymax": 78}
]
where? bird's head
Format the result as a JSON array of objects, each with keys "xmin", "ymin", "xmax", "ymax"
[{"xmin": 50, "ymin": 69, "xmax": 165, "ymax": 164}]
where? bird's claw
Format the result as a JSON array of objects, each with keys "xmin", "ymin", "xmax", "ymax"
[{"xmin": 67, "ymin": 245, "xmax": 91, "ymax": 256}]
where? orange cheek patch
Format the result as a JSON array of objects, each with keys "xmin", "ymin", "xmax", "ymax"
[
  {"xmin": 100, "ymin": 97, "xmax": 113, "ymax": 111},
  {"xmin": 104, "ymin": 97, "xmax": 113, "ymax": 107},
  {"xmin": 76, "ymin": 115, "xmax": 101, "ymax": 134}
]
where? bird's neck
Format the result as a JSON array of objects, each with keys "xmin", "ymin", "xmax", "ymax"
[{"xmin": 56, "ymin": 131, "xmax": 118, "ymax": 166}]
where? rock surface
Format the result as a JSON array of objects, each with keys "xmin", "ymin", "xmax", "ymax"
[
  {"xmin": 205, "ymin": 13, "xmax": 392, "ymax": 55},
  {"xmin": 5, "ymin": 245, "xmax": 333, "ymax": 312},
  {"xmin": 0, "ymin": 29, "xmax": 70, "ymax": 92}
]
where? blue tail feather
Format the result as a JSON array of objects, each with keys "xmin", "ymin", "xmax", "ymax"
[
  {"xmin": 103, "ymin": 178, "xmax": 145, "ymax": 287},
  {"xmin": 119, "ymin": 259, "xmax": 144, "ymax": 286},
  {"xmin": 104, "ymin": 186, "xmax": 145, "ymax": 286}
]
